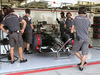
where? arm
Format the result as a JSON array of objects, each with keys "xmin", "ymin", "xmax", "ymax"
[
  {"xmin": 88, "ymin": 27, "xmax": 91, "ymax": 32},
  {"xmin": 56, "ymin": 18, "xmax": 60, "ymax": 24},
  {"xmin": 20, "ymin": 19, "xmax": 26, "ymax": 34},
  {"xmin": 30, "ymin": 24, "xmax": 34, "ymax": 30},
  {"xmin": 0, "ymin": 24, "xmax": 9, "ymax": 34},
  {"xmin": 71, "ymin": 25, "xmax": 74, "ymax": 33}
]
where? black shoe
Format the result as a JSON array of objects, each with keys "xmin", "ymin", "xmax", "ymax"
[
  {"xmin": 24, "ymin": 48, "xmax": 27, "ymax": 52},
  {"xmin": 20, "ymin": 59, "xmax": 27, "ymax": 63},
  {"xmin": 77, "ymin": 62, "xmax": 87, "ymax": 66},
  {"xmin": 11, "ymin": 60, "xmax": 15, "ymax": 64},
  {"xmin": 25, "ymin": 50, "xmax": 33, "ymax": 54},
  {"xmin": 79, "ymin": 67, "xmax": 83, "ymax": 71}
]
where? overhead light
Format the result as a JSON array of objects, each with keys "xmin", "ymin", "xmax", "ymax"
[
  {"xmin": 35, "ymin": 0, "xmax": 40, "ymax": 2},
  {"xmin": 21, "ymin": 0, "xmax": 35, "ymax": 6},
  {"xmin": 21, "ymin": 2, "xmax": 25, "ymax": 5},
  {"xmin": 68, "ymin": 7, "xmax": 70, "ymax": 9},
  {"xmin": 27, "ymin": 0, "xmax": 34, "ymax": 3}
]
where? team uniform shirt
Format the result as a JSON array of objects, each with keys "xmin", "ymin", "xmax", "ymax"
[
  {"xmin": 73, "ymin": 15, "xmax": 91, "ymax": 40},
  {"xmin": 60, "ymin": 17, "xmax": 66, "ymax": 24},
  {"xmin": 60, "ymin": 17, "xmax": 66, "ymax": 36},
  {"xmin": 1, "ymin": 13, "xmax": 23, "ymax": 31},
  {"xmin": 65, "ymin": 18, "xmax": 73, "ymax": 28},
  {"xmin": 23, "ymin": 15, "xmax": 32, "ymax": 32}
]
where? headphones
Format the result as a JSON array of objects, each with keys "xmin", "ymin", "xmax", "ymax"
[{"xmin": 78, "ymin": 7, "xmax": 87, "ymax": 14}]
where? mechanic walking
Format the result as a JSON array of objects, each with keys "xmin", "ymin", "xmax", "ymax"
[
  {"xmin": 23, "ymin": 9, "xmax": 34, "ymax": 54},
  {"xmin": 71, "ymin": 7, "xmax": 91, "ymax": 71},
  {"xmin": 0, "ymin": 7, "xmax": 27, "ymax": 64}
]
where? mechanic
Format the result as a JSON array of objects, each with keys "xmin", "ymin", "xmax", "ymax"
[
  {"xmin": 3, "ymin": 7, "xmax": 8, "ymax": 16},
  {"xmin": 0, "ymin": 7, "xmax": 27, "ymax": 64},
  {"xmin": 23, "ymin": 9, "xmax": 34, "ymax": 54},
  {"xmin": 64, "ymin": 12, "xmax": 74, "ymax": 40},
  {"xmin": 56, "ymin": 11, "xmax": 66, "ymax": 37},
  {"xmin": 71, "ymin": 7, "xmax": 91, "ymax": 71},
  {"xmin": 52, "ymin": 25, "xmax": 58, "ymax": 35}
]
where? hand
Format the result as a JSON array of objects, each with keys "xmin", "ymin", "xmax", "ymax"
[
  {"xmin": 64, "ymin": 24, "xmax": 66, "ymax": 28},
  {"xmin": 56, "ymin": 18, "xmax": 58, "ymax": 20},
  {"xmin": 71, "ymin": 30, "xmax": 73, "ymax": 33},
  {"xmin": 56, "ymin": 18, "xmax": 59, "ymax": 22},
  {"xmin": 20, "ymin": 29, "xmax": 24, "ymax": 34},
  {"xmin": 6, "ymin": 31, "xmax": 10, "ymax": 35}
]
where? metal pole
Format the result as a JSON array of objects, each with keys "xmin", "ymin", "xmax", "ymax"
[{"xmin": 1, "ymin": 0, "xmax": 2, "ymax": 10}]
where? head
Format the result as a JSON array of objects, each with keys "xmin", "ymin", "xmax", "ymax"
[
  {"xmin": 52, "ymin": 25, "xmax": 55, "ymax": 28},
  {"xmin": 78, "ymin": 7, "xmax": 87, "ymax": 14},
  {"xmin": 25, "ymin": 9, "xmax": 30, "ymax": 15},
  {"xmin": 60, "ymin": 11, "xmax": 65, "ymax": 18},
  {"xmin": 66, "ymin": 12, "xmax": 72, "ymax": 18},
  {"xmin": 6, "ymin": 7, "xmax": 14, "ymax": 14},
  {"xmin": 3, "ymin": 7, "xmax": 7, "ymax": 15}
]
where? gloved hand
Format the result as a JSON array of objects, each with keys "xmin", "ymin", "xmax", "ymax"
[
  {"xmin": 56, "ymin": 18, "xmax": 59, "ymax": 21},
  {"xmin": 56, "ymin": 18, "xmax": 60, "ymax": 24}
]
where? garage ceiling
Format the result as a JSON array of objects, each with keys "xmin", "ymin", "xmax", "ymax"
[{"xmin": 0, "ymin": 0, "xmax": 100, "ymax": 12}]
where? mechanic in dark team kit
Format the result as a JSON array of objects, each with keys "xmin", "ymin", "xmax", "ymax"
[
  {"xmin": 56, "ymin": 11, "xmax": 66, "ymax": 37},
  {"xmin": 23, "ymin": 9, "xmax": 34, "ymax": 54},
  {"xmin": 71, "ymin": 7, "xmax": 91, "ymax": 71},
  {"xmin": 0, "ymin": 7, "xmax": 27, "ymax": 64}
]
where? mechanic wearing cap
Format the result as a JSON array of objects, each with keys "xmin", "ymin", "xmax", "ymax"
[
  {"xmin": 56, "ymin": 11, "xmax": 66, "ymax": 38},
  {"xmin": 23, "ymin": 9, "xmax": 33, "ymax": 54},
  {"xmin": 71, "ymin": 7, "xmax": 91, "ymax": 71},
  {"xmin": 64, "ymin": 12, "xmax": 74, "ymax": 40},
  {"xmin": 0, "ymin": 7, "xmax": 27, "ymax": 64}
]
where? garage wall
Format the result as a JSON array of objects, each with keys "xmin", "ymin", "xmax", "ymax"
[
  {"xmin": 94, "ymin": 13, "xmax": 100, "ymax": 16},
  {"xmin": 14, "ymin": 8, "xmax": 94, "ymax": 24}
]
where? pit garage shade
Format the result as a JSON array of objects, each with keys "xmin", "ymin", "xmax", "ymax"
[{"xmin": 78, "ymin": 0, "xmax": 100, "ymax": 3}]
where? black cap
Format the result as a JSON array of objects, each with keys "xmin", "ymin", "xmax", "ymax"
[{"xmin": 60, "ymin": 11, "xmax": 64, "ymax": 15}]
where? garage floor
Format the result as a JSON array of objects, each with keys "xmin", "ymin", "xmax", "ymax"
[
  {"xmin": 0, "ymin": 48, "xmax": 100, "ymax": 74},
  {"xmin": 1, "ymin": 31, "xmax": 100, "ymax": 75}
]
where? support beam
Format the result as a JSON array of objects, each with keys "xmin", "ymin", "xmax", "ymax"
[{"xmin": 0, "ymin": 0, "xmax": 2, "ymax": 18}]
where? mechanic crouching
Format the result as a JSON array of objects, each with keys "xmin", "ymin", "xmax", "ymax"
[
  {"xmin": 23, "ymin": 9, "xmax": 34, "ymax": 54},
  {"xmin": 0, "ymin": 7, "xmax": 27, "ymax": 64}
]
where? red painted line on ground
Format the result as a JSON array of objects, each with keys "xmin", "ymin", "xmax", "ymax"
[{"xmin": 6, "ymin": 61, "xmax": 100, "ymax": 75}]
